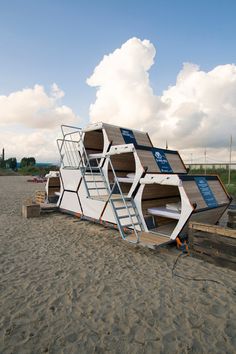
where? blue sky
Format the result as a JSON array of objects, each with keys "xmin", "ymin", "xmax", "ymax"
[
  {"xmin": 1, "ymin": 0, "xmax": 236, "ymax": 122},
  {"xmin": 0, "ymin": 0, "xmax": 236, "ymax": 162}
]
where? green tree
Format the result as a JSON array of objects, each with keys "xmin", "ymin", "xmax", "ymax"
[
  {"xmin": 20, "ymin": 157, "xmax": 36, "ymax": 168},
  {"xmin": 28, "ymin": 157, "xmax": 36, "ymax": 166},
  {"xmin": 5, "ymin": 158, "xmax": 17, "ymax": 170}
]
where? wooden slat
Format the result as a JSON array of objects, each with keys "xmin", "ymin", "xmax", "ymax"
[
  {"xmin": 188, "ymin": 206, "xmax": 227, "ymax": 225},
  {"xmin": 35, "ymin": 191, "xmax": 46, "ymax": 204},
  {"xmin": 182, "ymin": 180, "xmax": 207, "ymax": 210},
  {"xmin": 104, "ymin": 125, "xmax": 125, "ymax": 145},
  {"xmin": 48, "ymin": 177, "xmax": 60, "ymax": 187},
  {"xmin": 189, "ymin": 221, "xmax": 236, "ymax": 238},
  {"xmin": 188, "ymin": 224, "xmax": 236, "ymax": 270},
  {"xmin": 165, "ymin": 153, "xmax": 187, "ymax": 173},
  {"xmin": 126, "ymin": 232, "xmax": 171, "ymax": 247},
  {"xmin": 136, "ymin": 150, "xmax": 160, "ymax": 172},
  {"xmin": 110, "ymin": 152, "xmax": 135, "ymax": 171},
  {"xmin": 142, "ymin": 184, "xmax": 179, "ymax": 199},
  {"xmin": 84, "ymin": 130, "xmax": 104, "ymax": 150},
  {"xmin": 133, "ymin": 131, "xmax": 152, "ymax": 147},
  {"xmin": 208, "ymin": 180, "xmax": 229, "ymax": 205}
]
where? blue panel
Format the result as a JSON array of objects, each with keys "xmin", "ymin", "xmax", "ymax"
[
  {"xmin": 152, "ymin": 148, "xmax": 173, "ymax": 173},
  {"xmin": 195, "ymin": 177, "xmax": 218, "ymax": 208},
  {"xmin": 120, "ymin": 128, "xmax": 137, "ymax": 145}
]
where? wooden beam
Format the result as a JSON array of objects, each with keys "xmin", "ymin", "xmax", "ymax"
[{"xmin": 189, "ymin": 221, "xmax": 236, "ymax": 238}]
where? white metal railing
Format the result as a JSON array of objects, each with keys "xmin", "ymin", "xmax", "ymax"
[{"xmin": 57, "ymin": 125, "xmax": 144, "ymax": 243}]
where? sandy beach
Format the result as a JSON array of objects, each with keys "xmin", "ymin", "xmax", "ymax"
[{"xmin": 0, "ymin": 176, "xmax": 235, "ymax": 353}]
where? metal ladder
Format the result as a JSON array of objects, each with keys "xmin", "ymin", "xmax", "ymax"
[{"xmin": 57, "ymin": 125, "xmax": 144, "ymax": 243}]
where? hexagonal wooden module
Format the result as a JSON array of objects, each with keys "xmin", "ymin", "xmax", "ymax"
[{"xmin": 46, "ymin": 122, "xmax": 231, "ymax": 249}]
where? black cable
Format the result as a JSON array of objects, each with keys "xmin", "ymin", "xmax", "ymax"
[{"xmin": 172, "ymin": 253, "xmax": 224, "ymax": 286}]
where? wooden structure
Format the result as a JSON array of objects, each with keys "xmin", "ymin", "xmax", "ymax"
[
  {"xmin": 22, "ymin": 203, "xmax": 40, "ymax": 218},
  {"xmin": 188, "ymin": 222, "xmax": 236, "ymax": 270},
  {"xmin": 35, "ymin": 191, "xmax": 46, "ymax": 204},
  {"xmin": 48, "ymin": 122, "xmax": 231, "ymax": 248},
  {"xmin": 45, "ymin": 171, "xmax": 60, "ymax": 203},
  {"xmin": 227, "ymin": 210, "xmax": 236, "ymax": 229}
]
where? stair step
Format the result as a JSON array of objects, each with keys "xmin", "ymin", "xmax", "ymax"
[
  {"xmin": 122, "ymin": 222, "xmax": 140, "ymax": 228},
  {"xmin": 119, "ymin": 214, "xmax": 136, "ymax": 219},
  {"xmin": 115, "ymin": 205, "xmax": 133, "ymax": 210},
  {"xmin": 112, "ymin": 198, "xmax": 131, "ymax": 202},
  {"xmin": 84, "ymin": 168, "xmax": 101, "ymax": 175},
  {"xmin": 84, "ymin": 172, "xmax": 101, "ymax": 175},
  {"xmin": 86, "ymin": 180, "xmax": 104, "ymax": 183}
]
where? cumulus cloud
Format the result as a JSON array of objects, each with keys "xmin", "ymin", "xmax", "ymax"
[
  {"xmin": 0, "ymin": 84, "xmax": 77, "ymax": 129},
  {"xmin": 87, "ymin": 37, "xmax": 166, "ymax": 130},
  {"xmin": 0, "ymin": 129, "xmax": 61, "ymax": 162},
  {"xmin": 87, "ymin": 37, "xmax": 236, "ymax": 160},
  {"xmin": 0, "ymin": 83, "xmax": 79, "ymax": 162},
  {"xmin": 160, "ymin": 63, "xmax": 236, "ymax": 149}
]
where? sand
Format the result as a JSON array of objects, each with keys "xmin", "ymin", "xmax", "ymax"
[{"xmin": 0, "ymin": 176, "xmax": 236, "ymax": 354}]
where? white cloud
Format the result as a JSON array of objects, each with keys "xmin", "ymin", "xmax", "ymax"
[
  {"xmin": 0, "ymin": 129, "xmax": 61, "ymax": 162},
  {"xmin": 160, "ymin": 62, "xmax": 236, "ymax": 150},
  {"xmin": 87, "ymin": 37, "xmax": 165, "ymax": 130},
  {"xmin": 0, "ymin": 83, "xmax": 79, "ymax": 162},
  {"xmin": 0, "ymin": 83, "xmax": 77, "ymax": 129},
  {"xmin": 87, "ymin": 38, "xmax": 236, "ymax": 161}
]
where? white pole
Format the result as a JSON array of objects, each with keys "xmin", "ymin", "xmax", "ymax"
[
  {"xmin": 204, "ymin": 148, "xmax": 207, "ymax": 175},
  {"xmin": 228, "ymin": 135, "xmax": 232, "ymax": 185}
]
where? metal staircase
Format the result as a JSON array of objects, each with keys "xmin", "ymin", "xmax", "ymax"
[{"xmin": 57, "ymin": 125, "xmax": 144, "ymax": 243}]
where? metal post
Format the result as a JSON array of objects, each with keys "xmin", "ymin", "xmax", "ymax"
[
  {"xmin": 204, "ymin": 148, "xmax": 207, "ymax": 175},
  {"xmin": 228, "ymin": 135, "xmax": 232, "ymax": 186}
]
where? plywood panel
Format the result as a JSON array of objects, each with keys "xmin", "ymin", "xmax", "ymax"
[
  {"xmin": 49, "ymin": 177, "xmax": 60, "ymax": 187},
  {"xmin": 188, "ymin": 222, "xmax": 236, "ymax": 270},
  {"xmin": 126, "ymin": 232, "xmax": 171, "ymax": 247},
  {"xmin": 110, "ymin": 152, "xmax": 135, "ymax": 171},
  {"xmin": 166, "ymin": 153, "xmax": 186, "ymax": 173},
  {"xmin": 104, "ymin": 125, "xmax": 125, "ymax": 145},
  {"xmin": 133, "ymin": 131, "xmax": 152, "ymax": 147},
  {"xmin": 142, "ymin": 184, "xmax": 179, "ymax": 200},
  {"xmin": 182, "ymin": 181, "xmax": 207, "ymax": 210},
  {"xmin": 136, "ymin": 150, "xmax": 160, "ymax": 172},
  {"xmin": 84, "ymin": 130, "xmax": 104, "ymax": 150},
  {"xmin": 208, "ymin": 180, "xmax": 229, "ymax": 205},
  {"xmin": 189, "ymin": 206, "xmax": 226, "ymax": 225}
]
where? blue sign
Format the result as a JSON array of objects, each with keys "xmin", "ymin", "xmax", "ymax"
[
  {"xmin": 152, "ymin": 148, "xmax": 173, "ymax": 173},
  {"xmin": 120, "ymin": 128, "xmax": 137, "ymax": 145},
  {"xmin": 195, "ymin": 177, "xmax": 218, "ymax": 208}
]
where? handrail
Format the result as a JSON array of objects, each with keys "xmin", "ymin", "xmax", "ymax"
[
  {"xmin": 106, "ymin": 156, "xmax": 141, "ymax": 243},
  {"xmin": 57, "ymin": 125, "xmax": 142, "ymax": 243}
]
